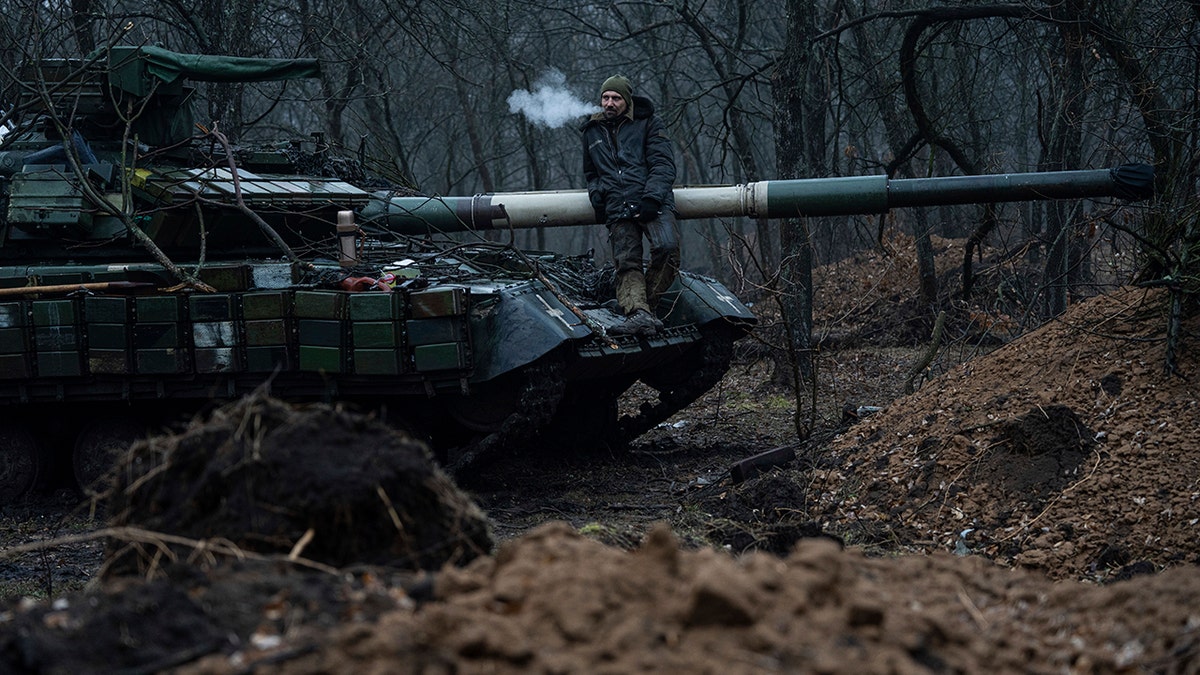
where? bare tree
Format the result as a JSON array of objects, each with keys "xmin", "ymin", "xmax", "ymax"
[{"xmin": 773, "ymin": 0, "xmax": 835, "ymax": 436}]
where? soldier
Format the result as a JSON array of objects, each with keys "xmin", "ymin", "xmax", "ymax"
[{"xmin": 581, "ymin": 75, "xmax": 679, "ymax": 336}]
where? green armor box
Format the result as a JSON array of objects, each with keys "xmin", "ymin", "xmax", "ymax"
[
  {"xmin": 136, "ymin": 296, "xmax": 183, "ymax": 322},
  {"xmin": 136, "ymin": 348, "xmax": 185, "ymax": 374},
  {"xmin": 242, "ymin": 291, "xmax": 291, "ymax": 320},
  {"xmin": 246, "ymin": 345, "xmax": 291, "ymax": 372},
  {"xmin": 0, "ymin": 302, "xmax": 24, "ymax": 328},
  {"xmin": 85, "ymin": 296, "xmax": 130, "ymax": 323},
  {"xmin": 35, "ymin": 325, "xmax": 81, "ymax": 351},
  {"xmin": 195, "ymin": 347, "xmax": 239, "ymax": 373},
  {"xmin": 0, "ymin": 353, "xmax": 30, "ymax": 379},
  {"xmin": 88, "ymin": 324, "xmax": 129, "ymax": 350},
  {"xmin": 193, "ymin": 321, "xmax": 238, "ymax": 348},
  {"xmin": 352, "ymin": 321, "xmax": 399, "ymax": 349},
  {"xmin": 294, "ymin": 290, "xmax": 346, "ymax": 319},
  {"xmin": 245, "ymin": 320, "xmax": 289, "ymax": 346},
  {"xmin": 298, "ymin": 319, "xmax": 344, "ymax": 347},
  {"xmin": 409, "ymin": 287, "xmax": 466, "ymax": 318},
  {"xmin": 413, "ymin": 342, "xmax": 468, "ymax": 372},
  {"xmin": 88, "ymin": 349, "xmax": 130, "ymax": 374},
  {"xmin": 32, "ymin": 299, "xmax": 77, "ymax": 326},
  {"xmin": 406, "ymin": 317, "xmax": 465, "ymax": 346},
  {"xmin": 299, "ymin": 345, "xmax": 343, "ymax": 373},
  {"xmin": 348, "ymin": 292, "xmax": 400, "ymax": 321},
  {"xmin": 37, "ymin": 350, "xmax": 82, "ymax": 377},
  {"xmin": 134, "ymin": 323, "xmax": 179, "ymax": 349},
  {"xmin": 353, "ymin": 349, "xmax": 399, "ymax": 375},
  {"xmin": 189, "ymin": 294, "xmax": 236, "ymax": 321},
  {"xmin": 0, "ymin": 327, "xmax": 26, "ymax": 353},
  {"xmin": 197, "ymin": 265, "xmax": 251, "ymax": 292}
]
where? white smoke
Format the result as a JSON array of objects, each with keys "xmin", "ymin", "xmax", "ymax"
[{"xmin": 507, "ymin": 70, "xmax": 599, "ymax": 128}]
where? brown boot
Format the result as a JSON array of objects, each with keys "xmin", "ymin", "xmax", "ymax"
[{"xmin": 615, "ymin": 269, "xmax": 651, "ymax": 315}]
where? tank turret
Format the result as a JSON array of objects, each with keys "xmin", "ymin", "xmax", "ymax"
[{"xmin": 0, "ymin": 46, "xmax": 1155, "ymax": 504}]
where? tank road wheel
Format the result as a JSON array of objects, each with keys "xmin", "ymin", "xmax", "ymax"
[
  {"xmin": 447, "ymin": 389, "xmax": 519, "ymax": 433},
  {"xmin": 445, "ymin": 357, "xmax": 567, "ymax": 472},
  {"xmin": 73, "ymin": 417, "xmax": 148, "ymax": 497},
  {"xmin": 0, "ymin": 422, "xmax": 41, "ymax": 505},
  {"xmin": 541, "ymin": 379, "xmax": 635, "ymax": 451}
]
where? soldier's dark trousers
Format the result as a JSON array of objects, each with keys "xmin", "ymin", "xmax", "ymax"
[{"xmin": 609, "ymin": 211, "xmax": 680, "ymax": 315}]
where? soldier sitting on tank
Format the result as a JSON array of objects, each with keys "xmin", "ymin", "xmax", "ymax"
[{"xmin": 581, "ymin": 75, "xmax": 680, "ymax": 337}]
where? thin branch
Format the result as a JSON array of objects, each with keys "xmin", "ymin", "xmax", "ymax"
[{"xmin": 203, "ymin": 126, "xmax": 313, "ymax": 270}]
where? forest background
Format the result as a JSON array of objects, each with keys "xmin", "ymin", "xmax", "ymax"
[{"xmin": 1, "ymin": 0, "xmax": 1197, "ymax": 397}]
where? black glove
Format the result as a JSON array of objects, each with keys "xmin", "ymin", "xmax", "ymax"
[
  {"xmin": 637, "ymin": 197, "xmax": 660, "ymax": 222},
  {"xmin": 593, "ymin": 206, "xmax": 607, "ymax": 223}
]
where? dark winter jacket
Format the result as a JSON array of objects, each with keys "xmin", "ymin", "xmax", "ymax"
[{"xmin": 581, "ymin": 94, "xmax": 676, "ymax": 224}]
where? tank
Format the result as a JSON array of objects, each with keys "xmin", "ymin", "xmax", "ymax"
[{"xmin": 0, "ymin": 46, "xmax": 1154, "ymax": 504}]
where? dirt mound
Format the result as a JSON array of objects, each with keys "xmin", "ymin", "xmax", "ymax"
[
  {"xmin": 820, "ymin": 286, "xmax": 1200, "ymax": 579},
  {"xmin": 0, "ymin": 557, "xmax": 433, "ymax": 674},
  {"xmin": 4, "ymin": 522, "xmax": 1199, "ymax": 673},
  {"xmin": 810, "ymin": 232, "xmax": 1019, "ymax": 347},
  {"xmin": 696, "ymin": 468, "xmax": 836, "ymax": 556},
  {"xmin": 165, "ymin": 523, "xmax": 1196, "ymax": 673},
  {"xmin": 101, "ymin": 393, "xmax": 493, "ymax": 576}
]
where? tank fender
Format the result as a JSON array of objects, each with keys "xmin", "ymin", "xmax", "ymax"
[
  {"xmin": 469, "ymin": 281, "xmax": 592, "ymax": 383},
  {"xmin": 661, "ymin": 272, "xmax": 757, "ymax": 329}
]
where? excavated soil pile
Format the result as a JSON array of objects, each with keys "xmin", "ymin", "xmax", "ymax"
[
  {"xmin": 6, "ymin": 522, "xmax": 1195, "ymax": 674},
  {"xmin": 819, "ymin": 285, "xmax": 1200, "ymax": 580},
  {"xmin": 101, "ymin": 393, "xmax": 493, "ymax": 576},
  {"xmin": 810, "ymin": 232, "xmax": 1009, "ymax": 347}
]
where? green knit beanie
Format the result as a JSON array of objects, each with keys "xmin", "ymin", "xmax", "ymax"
[{"xmin": 600, "ymin": 75, "xmax": 633, "ymax": 109}]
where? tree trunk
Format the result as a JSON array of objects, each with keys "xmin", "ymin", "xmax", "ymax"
[
  {"xmin": 69, "ymin": 0, "xmax": 95, "ymax": 54},
  {"xmin": 453, "ymin": 72, "xmax": 494, "ymax": 194},
  {"xmin": 772, "ymin": 0, "xmax": 828, "ymax": 435},
  {"xmin": 851, "ymin": 19, "xmax": 938, "ymax": 308},
  {"xmin": 1039, "ymin": 3, "xmax": 1087, "ymax": 317}
]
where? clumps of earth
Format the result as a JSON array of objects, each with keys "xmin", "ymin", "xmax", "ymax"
[
  {"xmin": 819, "ymin": 286, "xmax": 1200, "ymax": 580},
  {"xmin": 2, "ymin": 284, "xmax": 1200, "ymax": 673},
  {"xmin": 102, "ymin": 392, "xmax": 493, "ymax": 578}
]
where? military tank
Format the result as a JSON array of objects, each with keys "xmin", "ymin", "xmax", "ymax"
[{"xmin": 0, "ymin": 46, "xmax": 1154, "ymax": 503}]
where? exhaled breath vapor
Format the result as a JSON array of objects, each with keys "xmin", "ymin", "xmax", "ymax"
[{"xmin": 507, "ymin": 70, "xmax": 599, "ymax": 128}]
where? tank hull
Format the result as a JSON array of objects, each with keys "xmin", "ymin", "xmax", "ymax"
[{"xmin": 0, "ymin": 249, "xmax": 754, "ymax": 501}]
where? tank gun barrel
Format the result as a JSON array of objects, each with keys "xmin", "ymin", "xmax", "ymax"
[{"xmin": 364, "ymin": 163, "xmax": 1153, "ymax": 235}]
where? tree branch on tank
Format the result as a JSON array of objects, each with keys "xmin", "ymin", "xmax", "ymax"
[
  {"xmin": 196, "ymin": 125, "xmax": 313, "ymax": 271},
  {"xmin": 28, "ymin": 79, "xmax": 216, "ymax": 292}
]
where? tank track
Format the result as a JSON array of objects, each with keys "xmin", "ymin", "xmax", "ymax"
[
  {"xmin": 616, "ymin": 325, "xmax": 737, "ymax": 442},
  {"xmin": 445, "ymin": 324, "xmax": 736, "ymax": 470},
  {"xmin": 445, "ymin": 358, "xmax": 566, "ymax": 473}
]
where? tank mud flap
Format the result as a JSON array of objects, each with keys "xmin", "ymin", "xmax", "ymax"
[{"xmin": 470, "ymin": 284, "xmax": 590, "ymax": 384}]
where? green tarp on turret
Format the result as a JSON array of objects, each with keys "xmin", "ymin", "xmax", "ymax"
[{"xmin": 106, "ymin": 46, "xmax": 320, "ymax": 96}]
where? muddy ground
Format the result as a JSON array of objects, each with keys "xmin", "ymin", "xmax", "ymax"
[{"xmin": 1, "ymin": 235, "xmax": 1199, "ymax": 673}]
